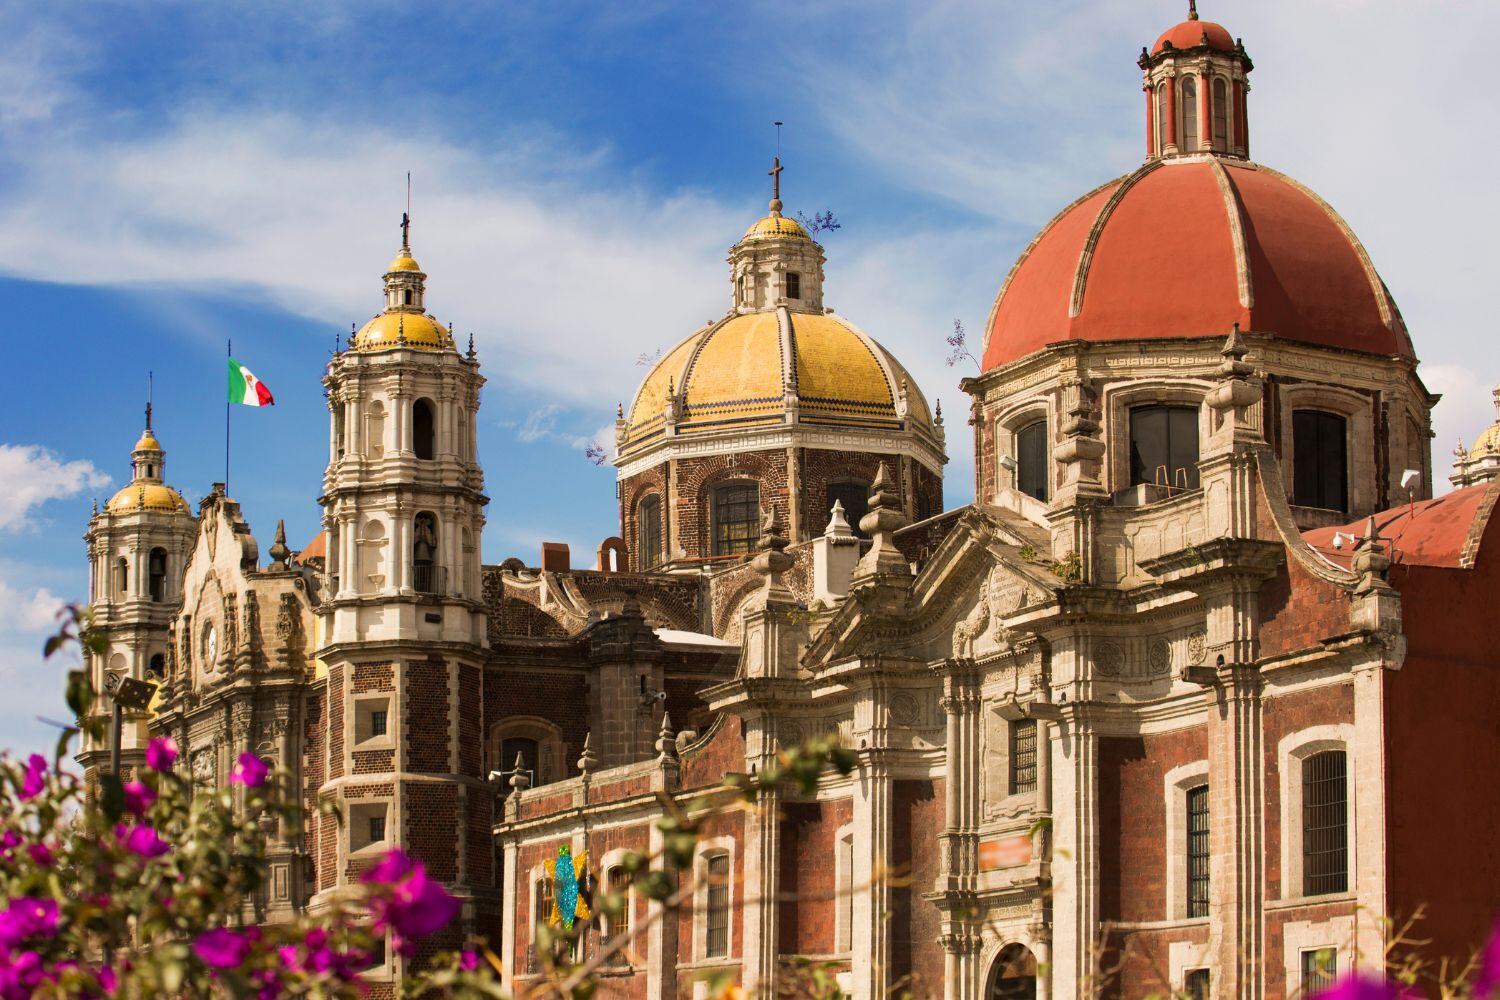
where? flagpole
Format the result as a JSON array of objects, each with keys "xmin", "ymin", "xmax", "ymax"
[{"xmin": 225, "ymin": 338, "xmax": 231, "ymax": 495}]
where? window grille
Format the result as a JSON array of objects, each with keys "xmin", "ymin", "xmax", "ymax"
[
  {"xmin": 1303, "ymin": 750, "xmax": 1349, "ymax": 896},
  {"xmin": 370, "ymin": 709, "xmax": 388, "ymax": 738},
  {"xmin": 1301, "ymin": 948, "xmax": 1337, "ymax": 994},
  {"xmin": 605, "ymin": 866, "xmax": 629, "ymax": 963},
  {"xmin": 368, "ymin": 815, "xmax": 386, "ymax": 843},
  {"xmin": 704, "ymin": 854, "xmax": 730, "ymax": 957},
  {"xmin": 711, "ymin": 484, "xmax": 760, "ymax": 557},
  {"xmin": 637, "ymin": 495, "xmax": 663, "ymax": 570},
  {"xmin": 1185, "ymin": 968, "xmax": 1210, "ymax": 1000},
  {"xmin": 1187, "ymin": 784, "xmax": 1210, "ymax": 917},
  {"xmin": 786, "ymin": 272, "xmax": 801, "ymax": 300},
  {"xmin": 1009, "ymin": 720, "xmax": 1037, "ymax": 795},
  {"xmin": 530, "ymin": 877, "xmax": 555, "ymax": 973}
]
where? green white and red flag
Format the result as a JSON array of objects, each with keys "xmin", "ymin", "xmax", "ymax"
[{"xmin": 227, "ymin": 358, "xmax": 274, "ymax": 407}]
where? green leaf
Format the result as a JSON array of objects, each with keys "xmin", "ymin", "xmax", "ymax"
[
  {"xmin": 65, "ymin": 671, "xmax": 94, "ymax": 718},
  {"xmin": 98, "ymin": 772, "xmax": 125, "ymax": 822},
  {"xmin": 54, "ymin": 726, "xmax": 78, "ymax": 764}
]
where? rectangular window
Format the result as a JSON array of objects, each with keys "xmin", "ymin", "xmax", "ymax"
[
  {"xmin": 704, "ymin": 854, "xmax": 730, "ymax": 957},
  {"xmin": 1015, "ymin": 419, "xmax": 1050, "ymax": 502},
  {"xmin": 1292, "ymin": 410, "xmax": 1349, "ymax": 512},
  {"xmin": 1301, "ymin": 947, "xmax": 1337, "ymax": 994},
  {"xmin": 786, "ymin": 272, "xmax": 801, "ymax": 300},
  {"xmin": 712, "ymin": 483, "xmax": 760, "ymax": 557},
  {"xmin": 370, "ymin": 709, "xmax": 387, "ymax": 738},
  {"xmin": 1009, "ymin": 720, "xmax": 1037, "ymax": 795},
  {"xmin": 530, "ymin": 878, "xmax": 555, "ymax": 973},
  {"xmin": 1303, "ymin": 750, "xmax": 1349, "ymax": 896},
  {"xmin": 1129, "ymin": 404, "xmax": 1200, "ymax": 491},
  {"xmin": 1186, "ymin": 784, "xmax": 1210, "ymax": 918},
  {"xmin": 605, "ymin": 866, "xmax": 630, "ymax": 963},
  {"xmin": 637, "ymin": 496, "xmax": 663, "ymax": 570},
  {"xmin": 1185, "ymin": 968, "xmax": 1210, "ymax": 1000},
  {"xmin": 368, "ymin": 815, "xmax": 386, "ymax": 843}
]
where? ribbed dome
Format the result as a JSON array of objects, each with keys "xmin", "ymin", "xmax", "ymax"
[
  {"xmin": 1153, "ymin": 17, "xmax": 1234, "ymax": 54},
  {"xmin": 352, "ymin": 311, "xmax": 453, "ymax": 353},
  {"xmin": 981, "ymin": 157, "xmax": 1411, "ymax": 370},
  {"xmin": 740, "ymin": 213, "xmax": 811, "ymax": 243},
  {"xmin": 106, "ymin": 482, "xmax": 189, "ymax": 515},
  {"xmin": 1472, "ymin": 424, "xmax": 1500, "ymax": 460},
  {"xmin": 624, "ymin": 309, "xmax": 931, "ymax": 449},
  {"xmin": 386, "ymin": 252, "xmax": 423, "ymax": 273}
]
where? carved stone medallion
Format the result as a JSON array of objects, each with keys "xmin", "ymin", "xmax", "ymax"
[{"xmin": 1094, "ymin": 641, "xmax": 1125, "ymax": 678}]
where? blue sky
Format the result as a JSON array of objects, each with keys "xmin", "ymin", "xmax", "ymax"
[{"xmin": 2, "ymin": 0, "xmax": 1498, "ymax": 753}]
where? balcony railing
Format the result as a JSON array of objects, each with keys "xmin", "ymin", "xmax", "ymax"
[{"xmin": 412, "ymin": 563, "xmax": 447, "ymax": 596}]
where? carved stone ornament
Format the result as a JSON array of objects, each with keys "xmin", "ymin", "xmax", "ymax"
[
  {"xmin": 191, "ymin": 748, "xmax": 215, "ymax": 789},
  {"xmin": 889, "ymin": 692, "xmax": 920, "ymax": 728},
  {"xmin": 1149, "ymin": 637, "xmax": 1172, "ymax": 676},
  {"xmin": 1095, "ymin": 641, "xmax": 1125, "ymax": 678},
  {"xmin": 952, "ymin": 573, "xmax": 992, "ymax": 658},
  {"xmin": 243, "ymin": 592, "xmax": 260, "ymax": 647},
  {"xmin": 275, "ymin": 593, "xmax": 301, "ymax": 642},
  {"xmin": 1186, "ymin": 630, "xmax": 1207, "ymax": 665}
]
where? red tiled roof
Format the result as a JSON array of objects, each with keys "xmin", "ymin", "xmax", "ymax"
[{"xmin": 1303, "ymin": 484, "xmax": 1495, "ymax": 570}]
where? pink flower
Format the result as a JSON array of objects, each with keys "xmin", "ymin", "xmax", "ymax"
[
  {"xmin": 145, "ymin": 736, "xmax": 178, "ymax": 772},
  {"xmin": 97, "ymin": 965, "xmax": 118, "ymax": 993},
  {"xmin": 122, "ymin": 825, "xmax": 170, "ymax": 859},
  {"xmin": 360, "ymin": 848, "xmax": 415, "ymax": 886},
  {"xmin": 0, "ymin": 948, "xmax": 45, "ymax": 1000},
  {"xmin": 25, "ymin": 843, "xmax": 52, "ymax": 868},
  {"xmin": 19, "ymin": 755, "xmax": 46, "ymax": 800},
  {"xmin": 194, "ymin": 927, "xmax": 251, "ymax": 970},
  {"xmin": 229, "ymin": 752, "xmax": 270, "ymax": 788},
  {"xmin": 363, "ymin": 848, "xmax": 460, "ymax": 949},
  {"xmin": 1311, "ymin": 973, "xmax": 1425, "ymax": 1000},
  {"xmin": 122, "ymin": 780, "xmax": 156, "ymax": 816},
  {"xmin": 459, "ymin": 950, "xmax": 480, "ymax": 971},
  {"xmin": 1475, "ymin": 918, "xmax": 1500, "ymax": 999},
  {"xmin": 0, "ymin": 897, "xmax": 59, "ymax": 947}
]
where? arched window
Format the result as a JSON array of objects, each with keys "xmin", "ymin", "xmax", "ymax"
[
  {"xmin": 1302, "ymin": 750, "xmax": 1348, "ymax": 896},
  {"xmin": 366, "ymin": 400, "xmax": 386, "ymax": 459},
  {"xmin": 711, "ymin": 482, "xmax": 760, "ymax": 557},
  {"xmin": 1015, "ymin": 419, "xmax": 1049, "ymax": 502},
  {"xmin": 403, "ymin": 288, "xmax": 412, "ymax": 305},
  {"xmin": 1129, "ymin": 405, "xmax": 1200, "ymax": 492},
  {"xmin": 1292, "ymin": 410, "xmax": 1348, "ymax": 512},
  {"xmin": 605, "ymin": 865, "xmax": 630, "ymax": 963},
  {"xmin": 1212, "ymin": 77, "xmax": 1230, "ymax": 151},
  {"xmin": 826, "ymin": 480, "xmax": 871, "ymax": 538},
  {"xmin": 148, "ymin": 548, "xmax": 168, "ymax": 602},
  {"xmin": 334, "ymin": 405, "xmax": 346, "ymax": 459},
  {"xmin": 987, "ymin": 944, "xmax": 1038, "ymax": 1000},
  {"xmin": 1180, "ymin": 75, "xmax": 1199, "ymax": 153},
  {"xmin": 412, "ymin": 398, "xmax": 436, "ymax": 460},
  {"xmin": 703, "ymin": 853, "xmax": 730, "ymax": 957},
  {"xmin": 637, "ymin": 495, "xmax": 663, "ymax": 570},
  {"xmin": 502, "ymin": 736, "xmax": 540, "ymax": 787},
  {"xmin": 147, "ymin": 653, "xmax": 165, "ymax": 679},
  {"xmin": 1186, "ymin": 784, "xmax": 1210, "ymax": 917},
  {"xmin": 412, "ymin": 512, "xmax": 439, "ymax": 594},
  {"xmin": 115, "ymin": 557, "xmax": 129, "ymax": 596},
  {"xmin": 1156, "ymin": 83, "xmax": 1169, "ymax": 155}
]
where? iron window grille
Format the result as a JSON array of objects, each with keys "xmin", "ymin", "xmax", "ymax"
[
  {"xmin": 530, "ymin": 878, "xmax": 555, "ymax": 973},
  {"xmin": 1187, "ymin": 784, "xmax": 1210, "ymax": 917},
  {"xmin": 1303, "ymin": 750, "xmax": 1349, "ymax": 896},
  {"xmin": 370, "ymin": 709, "xmax": 388, "ymax": 738},
  {"xmin": 1301, "ymin": 948, "xmax": 1337, "ymax": 995},
  {"xmin": 711, "ymin": 484, "xmax": 760, "ymax": 557},
  {"xmin": 1185, "ymin": 968, "xmax": 1210, "ymax": 1000},
  {"xmin": 368, "ymin": 815, "xmax": 386, "ymax": 843},
  {"xmin": 1009, "ymin": 720, "xmax": 1037, "ymax": 795},
  {"xmin": 605, "ymin": 866, "xmax": 629, "ymax": 964},
  {"xmin": 704, "ymin": 854, "xmax": 730, "ymax": 957}
]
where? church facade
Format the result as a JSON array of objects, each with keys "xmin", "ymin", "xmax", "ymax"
[{"xmin": 77, "ymin": 9, "xmax": 1500, "ymax": 1000}]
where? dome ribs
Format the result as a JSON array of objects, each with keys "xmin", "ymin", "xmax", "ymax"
[
  {"xmin": 1207, "ymin": 156, "xmax": 1255, "ymax": 310},
  {"xmin": 1070, "ymin": 160, "xmax": 1161, "ymax": 319}
]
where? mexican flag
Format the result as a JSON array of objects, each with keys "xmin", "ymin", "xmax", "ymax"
[{"xmin": 228, "ymin": 358, "xmax": 274, "ymax": 407}]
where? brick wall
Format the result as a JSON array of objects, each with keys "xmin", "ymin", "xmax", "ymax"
[
  {"xmin": 778, "ymin": 797, "xmax": 852, "ymax": 955},
  {"xmin": 891, "ymin": 779, "xmax": 944, "ymax": 995},
  {"xmin": 404, "ymin": 657, "xmax": 451, "ymax": 774},
  {"xmin": 1262, "ymin": 682, "xmax": 1354, "ymax": 898}
]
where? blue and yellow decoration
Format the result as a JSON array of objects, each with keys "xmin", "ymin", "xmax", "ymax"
[{"xmin": 544, "ymin": 844, "xmax": 591, "ymax": 930}]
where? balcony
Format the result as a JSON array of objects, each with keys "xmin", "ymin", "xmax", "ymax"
[{"xmin": 412, "ymin": 563, "xmax": 447, "ymax": 596}]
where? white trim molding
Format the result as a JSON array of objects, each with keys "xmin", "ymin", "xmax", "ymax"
[
  {"xmin": 1277, "ymin": 724, "xmax": 1356, "ymax": 901},
  {"xmin": 1163, "ymin": 759, "xmax": 1211, "ymax": 922}
]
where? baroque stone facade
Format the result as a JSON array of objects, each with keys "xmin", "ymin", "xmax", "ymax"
[{"xmin": 80, "ymin": 9, "xmax": 1500, "ymax": 1000}]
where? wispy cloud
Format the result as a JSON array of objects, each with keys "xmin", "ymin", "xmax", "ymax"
[{"xmin": 0, "ymin": 445, "xmax": 110, "ymax": 531}]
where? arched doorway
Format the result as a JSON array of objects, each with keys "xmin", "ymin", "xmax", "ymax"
[{"xmin": 987, "ymin": 943, "xmax": 1037, "ymax": 1000}]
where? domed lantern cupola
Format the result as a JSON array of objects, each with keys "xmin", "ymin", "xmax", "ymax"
[
  {"xmin": 383, "ymin": 212, "xmax": 427, "ymax": 313},
  {"xmin": 1140, "ymin": 1, "xmax": 1253, "ymax": 159},
  {"xmin": 729, "ymin": 157, "xmax": 827, "ymax": 315}
]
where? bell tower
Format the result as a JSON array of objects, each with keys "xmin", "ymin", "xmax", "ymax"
[
  {"xmin": 81, "ymin": 400, "xmax": 195, "ymax": 778},
  {"xmin": 312, "ymin": 218, "xmax": 495, "ymax": 963}
]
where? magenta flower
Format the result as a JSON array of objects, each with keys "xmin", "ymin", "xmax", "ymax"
[
  {"xmin": 229, "ymin": 752, "xmax": 270, "ymax": 788},
  {"xmin": 360, "ymin": 847, "xmax": 415, "ymax": 886},
  {"xmin": 194, "ymin": 927, "xmax": 251, "ymax": 970},
  {"xmin": 26, "ymin": 843, "xmax": 52, "ymax": 868},
  {"xmin": 460, "ymin": 950, "xmax": 480, "ymax": 971},
  {"xmin": 1311, "ymin": 972, "xmax": 1425, "ymax": 1000},
  {"xmin": 0, "ymin": 948, "xmax": 45, "ymax": 999},
  {"xmin": 19, "ymin": 754, "xmax": 46, "ymax": 800},
  {"xmin": 97, "ymin": 966, "xmax": 118, "ymax": 993},
  {"xmin": 363, "ymin": 848, "xmax": 460, "ymax": 949},
  {"xmin": 145, "ymin": 736, "xmax": 179, "ymax": 772},
  {"xmin": 122, "ymin": 780, "xmax": 156, "ymax": 816},
  {"xmin": 122, "ymin": 824, "xmax": 170, "ymax": 859},
  {"xmin": 0, "ymin": 897, "xmax": 59, "ymax": 947},
  {"xmin": 1474, "ymin": 918, "xmax": 1500, "ymax": 999}
]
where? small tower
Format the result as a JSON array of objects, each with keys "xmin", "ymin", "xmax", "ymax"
[
  {"xmin": 80, "ymin": 400, "xmax": 195, "ymax": 778},
  {"xmin": 1451, "ymin": 383, "xmax": 1500, "ymax": 488},
  {"xmin": 314, "ymin": 215, "xmax": 493, "ymax": 963},
  {"xmin": 730, "ymin": 157, "xmax": 829, "ymax": 315},
  {"xmin": 1140, "ymin": 2, "xmax": 1253, "ymax": 159}
]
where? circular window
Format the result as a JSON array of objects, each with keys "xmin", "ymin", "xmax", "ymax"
[{"xmin": 202, "ymin": 623, "xmax": 218, "ymax": 669}]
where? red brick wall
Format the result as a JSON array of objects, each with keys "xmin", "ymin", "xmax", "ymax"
[
  {"xmin": 1264, "ymin": 899, "xmax": 1356, "ymax": 1000},
  {"xmin": 1261, "ymin": 682, "xmax": 1354, "ymax": 897},
  {"xmin": 620, "ymin": 463, "xmax": 669, "ymax": 571},
  {"xmin": 778, "ymin": 797, "xmax": 852, "ymax": 955},
  {"xmin": 1256, "ymin": 556, "xmax": 1350, "ymax": 658},
  {"xmin": 891, "ymin": 779, "xmax": 945, "ymax": 996},
  {"xmin": 459, "ymin": 664, "xmax": 483, "ymax": 777},
  {"xmin": 405, "ymin": 657, "xmax": 451, "ymax": 773},
  {"xmin": 674, "ymin": 448, "xmax": 789, "ymax": 563},
  {"xmin": 483, "ymin": 668, "xmax": 590, "ymax": 778},
  {"xmin": 680, "ymin": 714, "xmax": 746, "ymax": 790},
  {"xmin": 302, "ymin": 686, "xmax": 325, "ymax": 888}
]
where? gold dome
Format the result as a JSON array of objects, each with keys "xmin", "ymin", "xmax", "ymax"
[
  {"xmin": 740, "ymin": 213, "xmax": 811, "ymax": 243},
  {"xmin": 624, "ymin": 310, "xmax": 932, "ymax": 449},
  {"xmin": 106, "ymin": 482, "xmax": 189, "ymax": 515},
  {"xmin": 133, "ymin": 430, "xmax": 162, "ymax": 452},
  {"xmin": 386, "ymin": 252, "xmax": 423, "ymax": 273},
  {"xmin": 1472, "ymin": 424, "xmax": 1500, "ymax": 459},
  {"xmin": 352, "ymin": 312, "xmax": 453, "ymax": 353}
]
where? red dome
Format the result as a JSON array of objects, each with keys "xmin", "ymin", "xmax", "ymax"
[
  {"xmin": 1153, "ymin": 18, "xmax": 1235, "ymax": 54},
  {"xmin": 981, "ymin": 159, "xmax": 1412, "ymax": 370}
]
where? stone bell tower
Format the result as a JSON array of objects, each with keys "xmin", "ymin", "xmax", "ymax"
[
  {"xmin": 81, "ymin": 401, "xmax": 195, "ymax": 777},
  {"xmin": 311, "ymin": 217, "xmax": 495, "ymax": 964}
]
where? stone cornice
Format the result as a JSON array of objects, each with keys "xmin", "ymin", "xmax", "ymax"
[{"xmin": 615, "ymin": 422, "xmax": 946, "ymax": 481}]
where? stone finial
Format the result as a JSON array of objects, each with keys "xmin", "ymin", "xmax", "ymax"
[
  {"xmin": 616, "ymin": 401, "xmax": 624, "ymax": 420},
  {"xmin": 1217, "ymin": 322, "xmax": 1253, "ymax": 380},
  {"xmin": 466, "ymin": 329, "xmax": 475, "ymax": 359},
  {"xmin": 267, "ymin": 519, "xmax": 291, "ymax": 571},
  {"xmin": 509, "ymin": 752, "xmax": 531, "ymax": 795},
  {"xmin": 1351, "ymin": 515, "xmax": 1393, "ymax": 590},
  {"xmin": 852, "ymin": 463, "xmax": 912, "ymax": 587},
  {"xmin": 896, "ymin": 376, "xmax": 910, "ymax": 421},
  {"xmin": 824, "ymin": 499, "xmax": 855, "ymax": 540},
  {"xmin": 750, "ymin": 506, "xmax": 796, "ymax": 601},
  {"xmin": 935, "ymin": 399, "xmax": 944, "ymax": 425},
  {"xmin": 1454, "ymin": 437, "xmax": 1468, "ymax": 460},
  {"xmin": 577, "ymin": 732, "xmax": 597, "ymax": 777},
  {"xmin": 655, "ymin": 713, "xmax": 678, "ymax": 761}
]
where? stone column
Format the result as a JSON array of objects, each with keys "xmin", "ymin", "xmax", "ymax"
[
  {"xmin": 1208, "ymin": 660, "xmax": 1264, "ymax": 1000},
  {"xmin": 937, "ymin": 659, "xmax": 983, "ymax": 1000},
  {"xmin": 851, "ymin": 754, "xmax": 893, "ymax": 1000},
  {"xmin": 1050, "ymin": 703, "xmax": 1099, "ymax": 1000},
  {"xmin": 1164, "ymin": 74, "xmax": 1179, "ymax": 153},
  {"xmin": 1198, "ymin": 70, "xmax": 1213, "ymax": 150},
  {"xmin": 742, "ymin": 769, "xmax": 781, "ymax": 997},
  {"xmin": 499, "ymin": 833, "xmax": 519, "ymax": 996},
  {"xmin": 647, "ymin": 723, "xmax": 680, "ymax": 1000}
]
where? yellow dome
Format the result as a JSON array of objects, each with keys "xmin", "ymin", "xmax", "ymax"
[
  {"xmin": 1472, "ymin": 424, "xmax": 1500, "ymax": 459},
  {"xmin": 106, "ymin": 482, "xmax": 189, "ymax": 515},
  {"xmin": 624, "ymin": 310, "xmax": 933, "ymax": 450},
  {"xmin": 740, "ymin": 213, "xmax": 811, "ymax": 243},
  {"xmin": 386, "ymin": 253, "xmax": 423, "ymax": 273},
  {"xmin": 133, "ymin": 430, "xmax": 162, "ymax": 452},
  {"xmin": 352, "ymin": 311, "xmax": 453, "ymax": 353}
]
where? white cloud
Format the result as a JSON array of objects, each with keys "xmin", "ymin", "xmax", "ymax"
[
  {"xmin": 0, "ymin": 577, "xmax": 63, "ymax": 633},
  {"xmin": 0, "ymin": 445, "xmax": 111, "ymax": 531}
]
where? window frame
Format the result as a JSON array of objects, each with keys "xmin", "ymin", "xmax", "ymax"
[
  {"xmin": 1211, "ymin": 76, "xmax": 1230, "ymax": 152},
  {"xmin": 785, "ymin": 271, "xmax": 801, "ymax": 300},
  {"xmin": 1179, "ymin": 74, "xmax": 1200, "ymax": 152},
  {"xmin": 1277, "ymin": 726, "xmax": 1356, "ymax": 902},
  {"xmin": 412, "ymin": 397, "xmax": 436, "ymax": 461},
  {"xmin": 1301, "ymin": 749, "xmax": 1349, "ymax": 897},
  {"xmin": 692, "ymin": 838, "xmax": 737, "ymax": 962},
  {"xmin": 1008, "ymin": 719, "xmax": 1038, "ymax": 795},
  {"xmin": 1186, "ymin": 783, "xmax": 1210, "ymax": 918},
  {"xmin": 1014, "ymin": 418, "xmax": 1050, "ymax": 502},
  {"xmin": 709, "ymin": 481, "xmax": 760, "ymax": 558},
  {"xmin": 1291, "ymin": 409, "xmax": 1350, "ymax": 513},
  {"xmin": 636, "ymin": 493, "xmax": 663, "ymax": 571},
  {"xmin": 1164, "ymin": 760, "xmax": 1211, "ymax": 921},
  {"xmin": 1128, "ymin": 403, "xmax": 1202, "ymax": 492}
]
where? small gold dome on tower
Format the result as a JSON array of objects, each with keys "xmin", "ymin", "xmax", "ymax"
[{"xmin": 386, "ymin": 252, "xmax": 423, "ymax": 273}]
